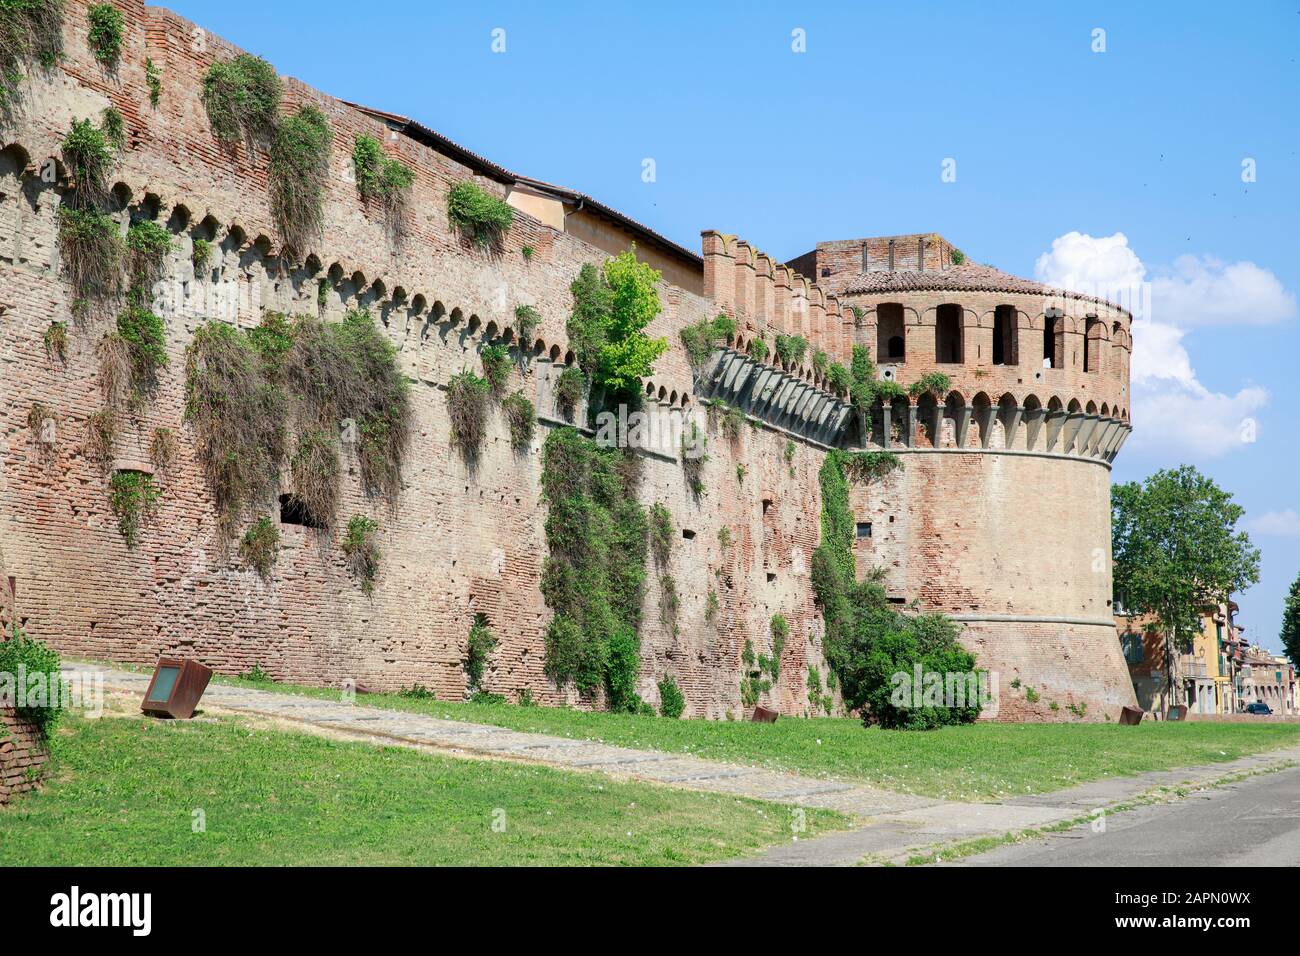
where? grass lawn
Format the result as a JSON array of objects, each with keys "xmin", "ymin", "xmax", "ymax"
[
  {"xmin": 0, "ymin": 713, "xmax": 845, "ymax": 866},
  {"xmin": 204, "ymin": 672, "xmax": 1300, "ymax": 802}
]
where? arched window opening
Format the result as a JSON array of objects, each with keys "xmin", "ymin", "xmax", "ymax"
[
  {"xmin": 1042, "ymin": 314, "xmax": 1063, "ymax": 368},
  {"xmin": 935, "ymin": 304, "xmax": 963, "ymax": 364},
  {"xmin": 877, "ymin": 303, "xmax": 905, "ymax": 363},
  {"xmin": 992, "ymin": 305, "xmax": 1018, "ymax": 366}
]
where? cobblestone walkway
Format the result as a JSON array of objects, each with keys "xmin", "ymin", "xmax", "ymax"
[{"xmin": 72, "ymin": 663, "xmax": 1300, "ymax": 866}]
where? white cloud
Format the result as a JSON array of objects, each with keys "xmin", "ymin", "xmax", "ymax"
[
  {"xmin": 1035, "ymin": 232, "xmax": 1280, "ymax": 460},
  {"xmin": 1151, "ymin": 256, "xmax": 1295, "ymax": 327},
  {"xmin": 1248, "ymin": 509, "xmax": 1300, "ymax": 537}
]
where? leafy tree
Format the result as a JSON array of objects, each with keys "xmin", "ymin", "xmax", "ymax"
[
  {"xmin": 1281, "ymin": 572, "xmax": 1300, "ymax": 667},
  {"xmin": 1112, "ymin": 465, "xmax": 1261, "ymax": 706},
  {"xmin": 566, "ymin": 248, "xmax": 668, "ymax": 400}
]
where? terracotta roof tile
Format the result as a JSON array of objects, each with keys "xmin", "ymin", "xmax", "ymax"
[{"xmin": 842, "ymin": 263, "xmax": 1130, "ymax": 316}]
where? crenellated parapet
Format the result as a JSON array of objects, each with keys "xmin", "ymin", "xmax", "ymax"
[{"xmin": 700, "ymin": 230, "xmax": 854, "ymax": 377}]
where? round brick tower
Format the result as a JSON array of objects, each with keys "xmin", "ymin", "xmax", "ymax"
[{"xmin": 808, "ymin": 235, "xmax": 1138, "ymax": 720}]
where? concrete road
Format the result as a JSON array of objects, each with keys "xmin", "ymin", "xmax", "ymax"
[{"xmin": 955, "ymin": 765, "xmax": 1300, "ymax": 866}]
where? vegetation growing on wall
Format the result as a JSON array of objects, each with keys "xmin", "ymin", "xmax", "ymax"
[
  {"xmin": 185, "ymin": 310, "xmax": 408, "ymax": 539},
  {"xmin": 950, "ymin": 249, "xmax": 965, "ymax": 265},
  {"xmin": 480, "ymin": 343, "xmax": 511, "ymax": 395},
  {"xmin": 446, "ymin": 369, "xmax": 490, "ymax": 459},
  {"xmin": 680, "ymin": 422, "xmax": 706, "ymax": 499},
  {"xmin": 108, "ymin": 469, "xmax": 160, "ymax": 547},
  {"xmin": 679, "ymin": 313, "xmax": 735, "ymax": 370},
  {"xmin": 125, "ymin": 219, "xmax": 172, "ymax": 287},
  {"xmin": 61, "ymin": 116, "xmax": 118, "ymax": 208},
  {"xmin": 110, "ymin": 301, "xmax": 167, "ymax": 406},
  {"xmin": 826, "ymin": 362, "xmax": 850, "ymax": 395},
  {"xmin": 907, "ymin": 372, "xmax": 951, "ymax": 399},
  {"xmin": 554, "ymin": 365, "xmax": 585, "ymax": 419},
  {"xmin": 446, "ymin": 180, "xmax": 513, "ymax": 250},
  {"xmin": 540, "ymin": 427, "xmax": 649, "ymax": 711},
  {"xmin": 144, "ymin": 56, "xmax": 161, "ymax": 106},
  {"xmin": 501, "ymin": 391, "xmax": 536, "ymax": 449},
  {"xmin": 149, "ymin": 426, "xmax": 175, "ymax": 473},
  {"xmin": 352, "ymin": 133, "xmax": 414, "ymax": 235},
  {"xmin": 0, "ymin": 627, "xmax": 66, "ymax": 737},
  {"xmin": 270, "ymin": 105, "xmax": 332, "ymax": 253},
  {"xmin": 191, "ymin": 238, "xmax": 212, "ymax": 272},
  {"xmin": 658, "ymin": 675, "xmax": 685, "ymax": 718},
  {"xmin": 84, "ymin": 407, "xmax": 116, "ymax": 465},
  {"xmin": 812, "ymin": 348, "xmax": 828, "ymax": 380},
  {"xmin": 86, "ymin": 3, "xmax": 123, "ymax": 67},
  {"xmin": 774, "ymin": 333, "xmax": 808, "ymax": 369},
  {"xmin": 566, "ymin": 250, "xmax": 668, "ymax": 403},
  {"xmin": 57, "ymin": 208, "xmax": 119, "ymax": 304},
  {"xmin": 0, "ymin": 0, "xmax": 64, "ymax": 110},
  {"xmin": 239, "ymin": 514, "xmax": 279, "ymax": 579},
  {"xmin": 513, "ymin": 304, "xmax": 539, "ymax": 342},
  {"xmin": 342, "ymin": 515, "xmax": 380, "ymax": 595},
  {"xmin": 811, "ymin": 449, "xmax": 981, "ymax": 729},
  {"xmin": 43, "ymin": 321, "xmax": 67, "ymax": 363},
  {"xmin": 202, "ymin": 53, "xmax": 282, "ymax": 147},
  {"xmin": 746, "ymin": 338, "xmax": 768, "ymax": 361},
  {"xmin": 464, "ymin": 614, "xmax": 497, "ymax": 695}
]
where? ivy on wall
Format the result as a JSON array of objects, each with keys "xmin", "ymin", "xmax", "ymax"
[
  {"xmin": 811, "ymin": 450, "xmax": 982, "ymax": 729},
  {"xmin": 540, "ymin": 427, "xmax": 650, "ymax": 712},
  {"xmin": 0, "ymin": 0, "xmax": 64, "ymax": 111}
]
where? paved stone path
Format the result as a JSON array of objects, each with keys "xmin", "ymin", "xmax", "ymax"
[{"xmin": 73, "ymin": 663, "xmax": 1300, "ymax": 866}]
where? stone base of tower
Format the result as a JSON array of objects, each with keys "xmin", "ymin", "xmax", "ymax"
[{"xmin": 958, "ymin": 619, "xmax": 1138, "ymax": 722}]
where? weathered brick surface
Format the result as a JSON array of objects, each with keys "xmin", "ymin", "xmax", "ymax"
[
  {"xmin": 0, "ymin": 0, "xmax": 1136, "ymax": 721},
  {"xmin": 0, "ymin": 706, "xmax": 48, "ymax": 803}
]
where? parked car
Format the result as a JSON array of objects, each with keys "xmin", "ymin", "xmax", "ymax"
[{"xmin": 1244, "ymin": 702, "xmax": 1273, "ymax": 715}]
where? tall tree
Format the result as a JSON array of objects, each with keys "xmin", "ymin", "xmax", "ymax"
[
  {"xmin": 1281, "ymin": 572, "xmax": 1300, "ymax": 668},
  {"xmin": 1112, "ymin": 465, "xmax": 1260, "ymax": 709}
]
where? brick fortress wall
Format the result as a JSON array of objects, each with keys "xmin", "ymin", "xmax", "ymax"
[{"xmin": 0, "ymin": 0, "xmax": 1137, "ymax": 720}]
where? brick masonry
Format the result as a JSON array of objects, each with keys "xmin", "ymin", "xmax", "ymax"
[
  {"xmin": 0, "ymin": 706, "xmax": 48, "ymax": 804},
  {"xmin": 0, "ymin": 0, "xmax": 1136, "ymax": 721}
]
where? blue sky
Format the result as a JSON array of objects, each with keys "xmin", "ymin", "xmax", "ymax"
[{"xmin": 166, "ymin": 0, "xmax": 1300, "ymax": 653}]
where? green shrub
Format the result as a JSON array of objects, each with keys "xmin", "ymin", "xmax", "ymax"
[
  {"xmin": 86, "ymin": 3, "xmax": 123, "ymax": 67},
  {"xmin": 827, "ymin": 362, "xmax": 851, "ymax": 395},
  {"xmin": 907, "ymin": 372, "xmax": 951, "ymax": 399},
  {"xmin": 191, "ymin": 237, "xmax": 213, "ymax": 272},
  {"xmin": 239, "ymin": 515, "xmax": 279, "ymax": 579},
  {"xmin": 658, "ymin": 675, "xmax": 685, "ymax": 718},
  {"xmin": 342, "ymin": 515, "xmax": 380, "ymax": 594},
  {"xmin": 950, "ymin": 249, "xmax": 965, "ymax": 265},
  {"xmin": 184, "ymin": 320, "xmax": 289, "ymax": 535},
  {"xmin": 43, "ymin": 321, "xmax": 67, "ymax": 363},
  {"xmin": 446, "ymin": 180, "xmax": 513, "ymax": 250},
  {"xmin": 540, "ymin": 427, "xmax": 648, "ymax": 709},
  {"xmin": 57, "ymin": 207, "xmax": 121, "ymax": 301},
  {"xmin": 399, "ymin": 684, "xmax": 436, "ymax": 700},
  {"xmin": 555, "ymin": 365, "xmax": 585, "ymax": 417},
  {"xmin": 0, "ymin": 0, "xmax": 64, "ymax": 110},
  {"xmin": 774, "ymin": 333, "xmax": 808, "ymax": 369},
  {"xmin": 480, "ymin": 343, "xmax": 511, "ymax": 395},
  {"xmin": 521, "ymin": 245, "xmax": 534, "ymax": 261},
  {"xmin": 125, "ymin": 219, "xmax": 172, "ymax": 287},
  {"xmin": 812, "ymin": 348, "xmax": 828, "ymax": 379},
  {"xmin": 514, "ymin": 304, "xmax": 540, "ymax": 342},
  {"xmin": 681, "ymin": 422, "xmax": 707, "ymax": 499},
  {"xmin": 679, "ymin": 313, "xmax": 734, "ymax": 369},
  {"xmin": 501, "ymin": 390, "xmax": 536, "ymax": 449},
  {"xmin": 270, "ymin": 105, "xmax": 332, "ymax": 252},
  {"xmin": 446, "ymin": 369, "xmax": 490, "ymax": 458},
  {"xmin": 352, "ymin": 133, "xmax": 413, "ymax": 234},
  {"xmin": 0, "ymin": 627, "xmax": 67, "ymax": 737},
  {"xmin": 464, "ymin": 614, "xmax": 497, "ymax": 693},
  {"xmin": 108, "ymin": 469, "xmax": 160, "ymax": 547},
  {"xmin": 648, "ymin": 501, "xmax": 672, "ymax": 567},
  {"xmin": 61, "ymin": 116, "xmax": 117, "ymax": 208},
  {"xmin": 705, "ymin": 588, "xmax": 719, "ymax": 624},
  {"xmin": 144, "ymin": 56, "xmax": 161, "ymax": 106},
  {"xmin": 202, "ymin": 53, "xmax": 281, "ymax": 147},
  {"xmin": 114, "ymin": 301, "xmax": 167, "ymax": 403},
  {"xmin": 566, "ymin": 253, "xmax": 668, "ymax": 400},
  {"xmin": 746, "ymin": 338, "xmax": 769, "ymax": 361}
]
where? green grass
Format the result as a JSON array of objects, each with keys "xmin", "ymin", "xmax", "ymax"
[
  {"xmin": 0, "ymin": 714, "xmax": 844, "ymax": 866},
  {"xmin": 201, "ymin": 671, "xmax": 1300, "ymax": 802}
]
